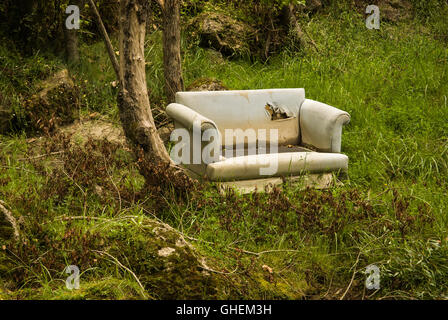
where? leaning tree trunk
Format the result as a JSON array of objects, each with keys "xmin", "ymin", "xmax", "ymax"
[
  {"xmin": 281, "ymin": 3, "xmax": 318, "ymax": 52},
  {"xmin": 160, "ymin": 0, "xmax": 184, "ymax": 103},
  {"xmin": 281, "ymin": 3, "xmax": 305, "ymax": 49},
  {"xmin": 118, "ymin": 0, "xmax": 173, "ymax": 164}
]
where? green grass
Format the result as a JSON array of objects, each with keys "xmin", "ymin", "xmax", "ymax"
[{"xmin": 1, "ymin": 3, "xmax": 448, "ymax": 299}]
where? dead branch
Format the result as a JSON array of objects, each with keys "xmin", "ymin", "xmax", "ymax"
[
  {"xmin": 17, "ymin": 151, "xmax": 65, "ymax": 161},
  {"xmin": 199, "ymin": 257, "xmax": 239, "ymax": 275},
  {"xmin": 0, "ymin": 200, "xmax": 20, "ymax": 240},
  {"xmin": 88, "ymin": 0, "xmax": 121, "ymax": 81},
  {"xmin": 340, "ymin": 251, "xmax": 361, "ymax": 300},
  {"xmin": 92, "ymin": 249, "xmax": 148, "ymax": 299}
]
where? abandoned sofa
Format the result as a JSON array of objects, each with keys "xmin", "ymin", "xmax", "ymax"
[{"xmin": 166, "ymin": 88, "xmax": 350, "ymax": 190}]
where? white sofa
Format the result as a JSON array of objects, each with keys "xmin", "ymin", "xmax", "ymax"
[{"xmin": 166, "ymin": 88, "xmax": 350, "ymax": 190}]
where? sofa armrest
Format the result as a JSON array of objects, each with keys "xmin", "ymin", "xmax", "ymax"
[
  {"xmin": 166, "ymin": 103, "xmax": 219, "ymax": 132},
  {"xmin": 166, "ymin": 103, "xmax": 221, "ymax": 170},
  {"xmin": 300, "ymin": 99, "xmax": 350, "ymax": 153}
]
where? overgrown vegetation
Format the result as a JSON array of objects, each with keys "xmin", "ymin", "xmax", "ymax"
[{"xmin": 1, "ymin": 0, "xmax": 448, "ymax": 299}]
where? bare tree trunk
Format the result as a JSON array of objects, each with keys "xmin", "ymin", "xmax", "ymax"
[
  {"xmin": 160, "ymin": 0, "xmax": 184, "ymax": 103},
  {"xmin": 92, "ymin": 0, "xmax": 194, "ymax": 189},
  {"xmin": 64, "ymin": 0, "xmax": 81, "ymax": 63},
  {"xmin": 64, "ymin": 28, "xmax": 79, "ymax": 63},
  {"xmin": 282, "ymin": 3, "xmax": 318, "ymax": 52},
  {"xmin": 118, "ymin": 0, "xmax": 173, "ymax": 164},
  {"xmin": 282, "ymin": 4, "xmax": 305, "ymax": 48}
]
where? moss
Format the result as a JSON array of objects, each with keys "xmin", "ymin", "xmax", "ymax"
[
  {"xmin": 105, "ymin": 221, "xmax": 220, "ymax": 299},
  {"xmin": 5, "ymin": 278, "xmax": 143, "ymax": 300},
  {"xmin": 1, "ymin": 216, "xmax": 223, "ymax": 300}
]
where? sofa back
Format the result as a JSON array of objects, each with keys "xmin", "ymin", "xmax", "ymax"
[{"xmin": 175, "ymin": 89, "xmax": 305, "ymax": 146}]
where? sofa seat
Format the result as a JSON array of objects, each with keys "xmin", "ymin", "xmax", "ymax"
[{"xmin": 206, "ymin": 152, "xmax": 348, "ymax": 182}]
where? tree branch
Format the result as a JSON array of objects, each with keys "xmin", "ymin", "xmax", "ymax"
[
  {"xmin": 92, "ymin": 249, "xmax": 148, "ymax": 299},
  {"xmin": 88, "ymin": 0, "xmax": 122, "ymax": 82}
]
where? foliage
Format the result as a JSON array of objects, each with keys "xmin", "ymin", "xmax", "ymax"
[{"xmin": 0, "ymin": 0, "xmax": 119, "ymax": 55}]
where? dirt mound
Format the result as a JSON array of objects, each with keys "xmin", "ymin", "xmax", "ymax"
[
  {"xmin": 59, "ymin": 116, "xmax": 174, "ymax": 146},
  {"xmin": 60, "ymin": 118, "xmax": 127, "ymax": 147},
  {"xmin": 0, "ymin": 69, "xmax": 79, "ymax": 135},
  {"xmin": 1, "ymin": 203, "xmax": 221, "ymax": 298},
  {"xmin": 24, "ymin": 69, "xmax": 80, "ymax": 134}
]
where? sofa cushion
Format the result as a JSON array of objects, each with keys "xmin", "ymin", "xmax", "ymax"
[
  {"xmin": 176, "ymin": 89, "xmax": 305, "ymax": 146},
  {"xmin": 206, "ymin": 152, "xmax": 348, "ymax": 181}
]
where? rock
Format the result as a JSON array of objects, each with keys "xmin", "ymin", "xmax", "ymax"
[
  {"xmin": 205, "ymin": 49, "xmax": 225, "ymax": 65},
  {"xmin": 24, "ymin": 69, "xmax": 79, "ymax": 134},
  {"xmin": 119, "ymin": 220, "xmax": 219, "ymax": 299},
  {"xmin": 158, "ymin": 247, "xmax": 176, "ymax": 257},
  {"xmin": 189, "ymin": 12, "xmax": 254, "ymax": 56},
  {"xmin": 186, "ymin": 77, "xmax": 229, "ymax": 92}
]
